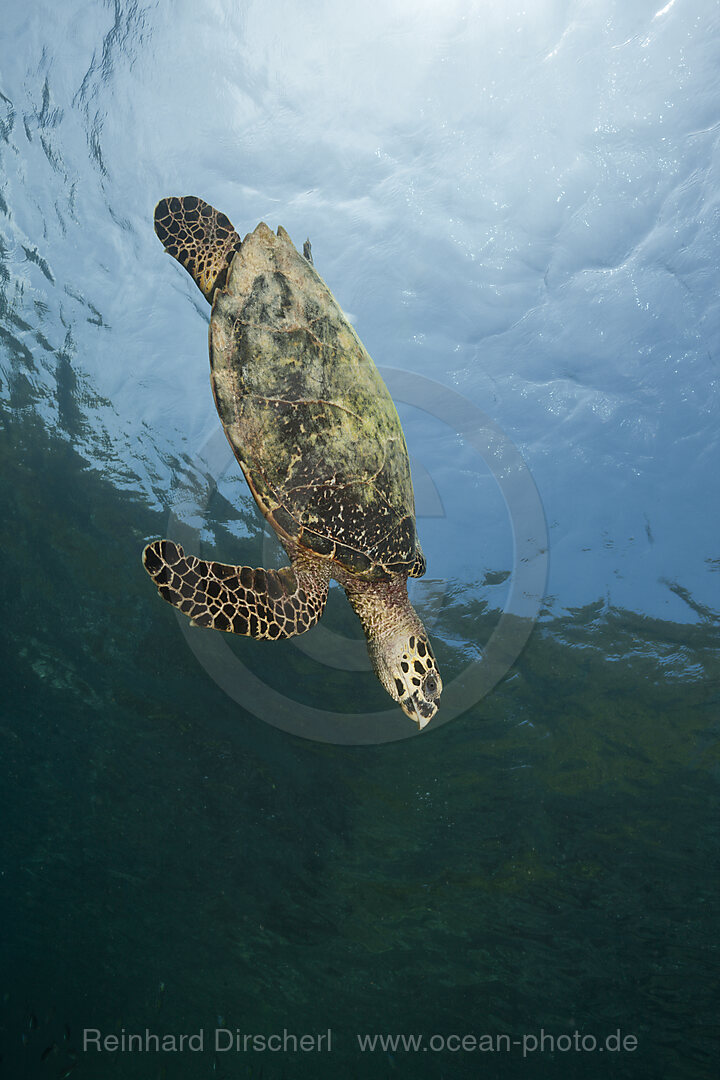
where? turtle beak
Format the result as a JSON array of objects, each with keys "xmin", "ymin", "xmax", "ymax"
[
  {"xmin": 400, "ymin": 692, "xmax": 439, "ymax": 729},
  {"xmin": 415, "ymin": 694, "xmax": 438, "ymax": 729}
]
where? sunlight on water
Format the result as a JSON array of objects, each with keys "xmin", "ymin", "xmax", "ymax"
[{"xmin": 1, "ymin": 0, "xmax": 718, "ymax": 621}]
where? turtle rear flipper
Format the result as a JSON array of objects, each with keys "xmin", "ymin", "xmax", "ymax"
[
  {"xmin": 154, "ymin": 196, "xmax": 242, "ymax": 302},
  {"xmin": 143, "ymin": 540, "xmax": 329, "ymax": 640}
]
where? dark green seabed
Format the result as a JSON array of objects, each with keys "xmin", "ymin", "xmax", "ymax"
[{"xmin": 0, "ymin": 400, "xmax": 718, "ymax": 1079}]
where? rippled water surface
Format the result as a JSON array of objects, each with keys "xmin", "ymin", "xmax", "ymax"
[{"xmin": 1, "ymin": 1, "xmax": 718, "ymax": 1077}]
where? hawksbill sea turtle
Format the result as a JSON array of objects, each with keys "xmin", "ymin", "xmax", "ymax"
[{"xmin": 143, "ymin": 196, "xmax": 442, "ymax": 728}]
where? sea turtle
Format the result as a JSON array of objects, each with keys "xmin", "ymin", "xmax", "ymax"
[{"xmin": 143, "ymin": 196, "xmax": 442, "ymax": 727}]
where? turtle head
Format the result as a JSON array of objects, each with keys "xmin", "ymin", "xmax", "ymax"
[
  {"xmin": 370, "ymin": 627, "xmax": 443, "ymax": 730},
  {"xmin": 343, "ymin": 569, "xmax": 442, "ymax": 728}
]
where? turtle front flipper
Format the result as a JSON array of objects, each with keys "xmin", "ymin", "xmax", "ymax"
[
  {"xmin": 408, "ymin": 544, "xmax": 426, "ymax": 578},
  {"xmin": 154, "ymin": 196, "xmax": 242, "ymax": 302},
  {"xmin": 143, "ymin": 540, "xmax": 329, "ymax": 640}
]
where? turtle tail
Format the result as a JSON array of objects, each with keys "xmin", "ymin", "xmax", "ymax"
[{"xmin": 154, "ymin": 196, "xmax": 242, "ymax": 303}]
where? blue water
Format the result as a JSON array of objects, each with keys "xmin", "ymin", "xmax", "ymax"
[{"xmin": 1, "ymin": 1, "xmax": 718, "ymax": 1077}]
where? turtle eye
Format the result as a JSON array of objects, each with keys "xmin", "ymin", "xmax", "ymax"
[{"xmin": 424, "ymin": 673, "xmax": 438, "ymax": 697}]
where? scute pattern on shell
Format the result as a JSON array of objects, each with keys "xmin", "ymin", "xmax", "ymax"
[{"xmin": 209, "ymin": 222, "xmax": 419, "ymax": 580}]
